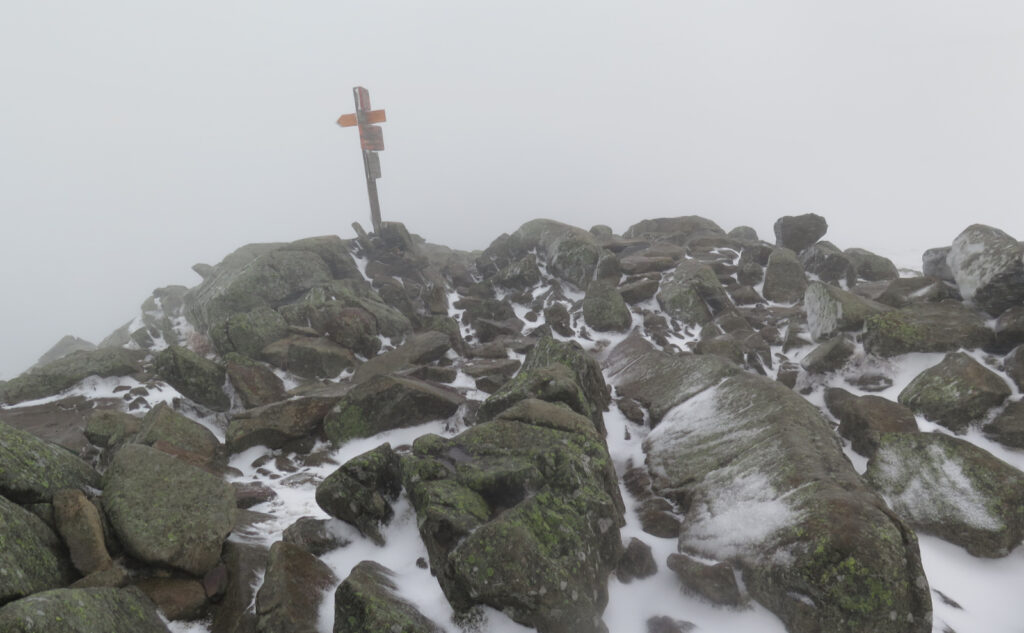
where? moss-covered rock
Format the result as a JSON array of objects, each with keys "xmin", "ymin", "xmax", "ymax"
[
  {"xmin": 805, "ymin": 281, "xmax": 890, "ymax": 341},
  {"xmin": 947, "ymin": 223, "xmax": 1024, "ymax": 316},
  {"xmin": 898, "ymin": 352, "xmax": 1011, "ymax": 432},
  {"xmin": 102, "ymin": 444, "xmax": 236, "ymax": 575},
  {"xmin": 351, "ymin": 331, "xmax": 451, "ymax": 384},
  {"xmin": 0, "ymin": 586, "xmax": 170, "ymax": 633},
  {"xmin": 0, "ymin": 418, "xmax": 100, "ymax": 504},
  {"xmin": 84, "ymin": 410, "xmax": 141, "ymax": 449},
  {"xmin": 863, "ymin": 302, "xmax": 994, "ymax": 356},
  {"xmin": 323, "ymin": 375, "xmax": 463, "ymax": 446},
  {"xmin": 259, "ymin": 335, "xmax": 357, "ymax": 380},
  {"xmin": 277, "ymin": 288, "xmax": 383, "ymax": 358},
  {"xmin": 226, "ymin": 396, "xmax": 340, "ymax": 453},
  {"xmin": 0, "ymin": 494, "xmax": 76, "ymax": 605},
  {"xmin": 494, "ymin": 253, "xmax": 543, "ymax": 290},
  {"xmin": 865, "ymin": 432, "xmax": 1024, "ymax": 557},
  {"xmin": 582, "ymin": 279, "xmax": 632, "ymax": 332},
  {"xmin": 799, "ymin": 335, "xmax": 855, "ymax": 374},
  {"xmin": 641, "ymin": 351, "xmax": 931, "ymax": 633},
  {"xmin": 224, "ymin": 353, "xmax": 287, "ymax": 409},
  {"xmin": 154, "ymin": 345, "xmax": 229, "ymax": 411},
  {"xmin": 402, "ymin": 414, "xmax": 624, "ymax": 633},
  {"xmin": 657, "ymin": 260, "xmax": 734, "ymax": 326},
  {"xmin": 209, "ymin": 307, "xmax": 289, "ymax": 358},
  {"xmin": 183, "ymin": 243, "xmax": 335, "ymax": 332},
  {"xmin": 136, "ymin": 402, "xmax": 222, "ymax": 463},
  {"xmin": 1, "ymin": 348, "xmax": 145, "ymax": 405},
  {"xmin": 255, "ymin": 541, "xmax": 337, "ymax": 633},
  {"xmin": 478, "ymin": 337, "xmax": 609, "ymax": 435},
  {"xmin": 762, "ymin": 247, "xmax": 808, "ymax": 303},
  {"xmin": 315, "ymin": 443, "xmax": 402, "ymax": 544},
  {"xmin": 508, "ymin": 219, "xmax": 603, "ymax": 290},
  {"xmin": 333, "ymin": 561, "xmax": 443, "ymax": 633}
]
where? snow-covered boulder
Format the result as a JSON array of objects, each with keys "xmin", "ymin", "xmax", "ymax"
[
  {"xmin": 631, "ymin": 345, "xmax": 931, "ymax": 633},
  {"xmin": 947, "ymin": 224, "xmax": 1024, "ymax": 316},
  {"xmin": 865, "ymin": 432, "xmax": 1024, "ymax": 557}
]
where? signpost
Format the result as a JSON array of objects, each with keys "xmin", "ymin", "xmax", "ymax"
[{"xmin": 337, "ymin": 87, "xmax": 387, "ymax": 233}]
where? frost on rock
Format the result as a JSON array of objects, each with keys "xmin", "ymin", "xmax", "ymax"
[
  {"xmin": 638, "ymin": 349, "xmax": 931, "ymax": 633},
  {"xmin": 947, "ymin": 224, "xmax": 1024, "ymax": 316},
  {"xmin": 865, "ymin": 432, "xmax": 1024, "ymax": 558}
]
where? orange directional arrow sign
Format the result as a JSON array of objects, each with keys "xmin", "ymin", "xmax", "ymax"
[{"xmin": 337, "ymin": 109, "xmax": 386, "ymax": 127}]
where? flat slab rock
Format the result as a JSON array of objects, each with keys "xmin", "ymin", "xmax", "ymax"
[
  {"xmin": 865, "ymin": 432, "xmax": 1024, "ymax": 558},
  {"xmin": 102, "ymin": 444, "xmax": 236, "ymax": 576},
  {"xmin": 0, "ymin": 586, "xmax": 170, "ymax": 633},
  {"xmin": 635, "ymin": 344, "xmax": 931, "ymax": 633}
]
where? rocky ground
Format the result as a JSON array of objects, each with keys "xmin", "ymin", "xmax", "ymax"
[{"xmin": 1, "ymin": 214, "xmax": 1023, "ymax": 633}]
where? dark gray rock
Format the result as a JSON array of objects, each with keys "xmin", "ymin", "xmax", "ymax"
[
  {"xmin": 0, "ymin": 418, "xmax": 100, "ymax": 504},
  {"xmin": 865, "ymin": 432, "xmax": 1024, "ymax": 557},
  {"xmin": 0, "ymin": 587, "xmax": 170, "ymax": 633},
  {"xmin": 639, "ymin": 347, "xmax": 931, "ymax": 633},
  {"xmin": 136, "ymin": 402, "xmax": 222, "ymax": 464},
  {"xmin": 154, "ymin": 345, "xmax": 229, "ymax": 411},
  {"xmin": 657, "ymin": 259, "xmax": 735, "ymax": 326},
  {"xmin": 32, "ymin": 335, "xmax": 97, "ymax": 369},
  {"xmin": 1, "ymin": 348, "xmax": 145, "ymax": 405},
  {"xmin": 983, "ymin": 400, "xmax": 1024, "ymax": 449},
  {"xmin": 228, "ymin": 396, "xmax": 339, "ymax": 453},
  {"xmin": 761, "ymin": 248, "xmax": 807, "ymax": 303},
  {"xmin": 619, "ymin": 277, "xmax": 660, "ymax": 305},
  {"xmin": 799, "ymin": 241, "xmax": 855, "ymax": 286},
  {"xmin": 509, "ymin": 219, "xmax": 603, "ymax": 290},
  {"xmin": 352, "ymin": 331, "xmax": 452, "ymax": 384},
  {"xmin": 947, "ymin": 224, "xmax": 1024, "ymax": 316},
  {"xmin": 210, "ymin": 307, "xmax": 289, "ymax": 358},
  {"xmin": 922, "ymin": 247, "xmax": 954, "ymax": 282},
  {"xmin": 773, "ymin": 213, "xmax": 828, "ymax": 252},
  {"xmin": 259, "ymin": 335, "xmax": 356, "ymax": 380},
  {"xmin": 864, "ymin": 302, "xmax": 994, "ymax": 357},
  {"xmin": 84, "ymin": 410, "xmax": 141, "ymax": 449},
  {"xmin": 225, "ymin": 354, "xmax": 288, "ymax": 409},
  {"xmin": 583, "ymin": 279, "xmax": 633, "ymax": 332},
  {"xmin": 666, "ymin": 553, "xmax": 744, "ymax": 607},
  {"xmin": 102, "ymin": 444, "xmax": 236, "ymax": 575},
  {"xmin": 646, "ymin": 616, "xmax": 697, "ymax": 633},
  {"xmin": 211, "ymin": 541, "xmax": 268, "ymax": 633},
  {"xmin": 478, "ymin": 337, "xmax": 610, "ymax": 435},
  {"xmin": 315, "ymin": 443, "xmax": 401, "ymax": 544},
  {"xmin": 0, "ymin": 495, "xmax": 76, "ymax": 605},
  {"xmin": 333, "ymin": 561, "xmax": 442, "ymax": 633},
  {"xmin": 616, "ymin": 537, "xmax": 658, "ymax": 582},
  {"xmin": 1006, "ymin": 345, "xmax": 1024, "ymax": 391},
  {"xmin": 282, "ymin": 517, "xmax": 352, "ymax": 556},
  {"xmin": 543, "ymin": 302, "xmax": 575, "ymax": 336},
  {"xmin": 993, "ymin": 306, "xmax": 1024, "ymax": 353},
  {"xmin": 805, "ymin": 281, "xmax": 890, "ymax": 341},
  {"xmin": 624, "ymin": 216, "xmax": 725, "ymax": 242},
  {"xmin": 824, "ymin": 388, "xmax": 918, "ymax": 457},
  {"xmin": 844, "ymin": 247, "xmax": 899, "ymax": 281},
  {"xmin": 324, "ymin": 375, "xmax": 463, "ymax": 446},
  {"xmin": 898, "ymin": 352, "xmax": 1011, "ymax": 433},
  {"xmin": 255, "ymin": 541, "xmax": 337, "ymax": 633},
  {"xmin": 800, "ymin": 335, "xmax": 855, "ymax": 374}
]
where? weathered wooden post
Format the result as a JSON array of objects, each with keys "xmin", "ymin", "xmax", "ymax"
[{"xmin": 337, "ymin": 87, "xmax": 387, "ymax": 234}]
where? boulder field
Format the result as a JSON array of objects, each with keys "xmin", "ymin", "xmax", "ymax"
[{"xmin": 2, "ymin": 214, "xmax": 1024, "ymax": 632}]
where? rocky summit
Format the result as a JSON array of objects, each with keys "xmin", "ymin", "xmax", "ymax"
[{"xmin": 2, "ymin": 214, "xmax": 1024, "ymax": 633}]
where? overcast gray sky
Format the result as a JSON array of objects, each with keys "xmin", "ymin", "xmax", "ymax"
[{"xmin": 2, "ymin": 1, "xmax": 1023, "ymax": 379}]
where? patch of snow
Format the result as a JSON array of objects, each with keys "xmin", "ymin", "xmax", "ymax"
[{"xmin": 919, "ymin": 534, "xmax": 1024, "ymax": 633}]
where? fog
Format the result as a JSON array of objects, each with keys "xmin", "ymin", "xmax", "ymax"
[{"xmin": 2, "ymin": 1, "xmax": 1023, "ymax": 379}]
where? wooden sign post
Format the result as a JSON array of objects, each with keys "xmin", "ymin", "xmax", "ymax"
[{"xmin": 337, "ymin": 86, "xmax": 387, "ymax": 233}]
